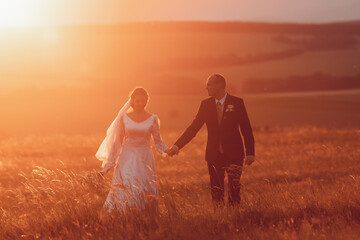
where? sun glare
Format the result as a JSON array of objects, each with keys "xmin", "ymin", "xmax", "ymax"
[{"xmin": 0, "ymin": 0, "xmax": 39, "ymax": 28}]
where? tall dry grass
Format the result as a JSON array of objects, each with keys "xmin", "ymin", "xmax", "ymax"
[{"xmin": 1, "ymin": 127, "xmax": 360, "ymax": 239}]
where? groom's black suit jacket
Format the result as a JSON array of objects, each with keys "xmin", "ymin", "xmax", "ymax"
[{"xmin": 174, "ymin": 94, "xmax": 255, "ymax": 164}]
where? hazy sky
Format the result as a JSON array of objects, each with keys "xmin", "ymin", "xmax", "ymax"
[{"xmin": 0, "ymin": 0, "xmax": 360, "ymax": 27}]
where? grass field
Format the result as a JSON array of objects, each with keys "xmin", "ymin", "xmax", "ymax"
[{"xmin": 1, "ymin": 125, "xmax": 360, "ymax": 239}]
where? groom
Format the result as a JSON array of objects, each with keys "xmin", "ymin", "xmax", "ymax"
[{"xmin": 168, "ymin": 74, "xmax": 255, "ymax": 206}]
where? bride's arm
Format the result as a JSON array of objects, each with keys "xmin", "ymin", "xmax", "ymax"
[
  {"xmin": 151, "ymin": 115, "xmax": 168, "ymax": 154},
  {"xmin": 100, "ymin": 117, "xmax": 125, "ymax": 174}
]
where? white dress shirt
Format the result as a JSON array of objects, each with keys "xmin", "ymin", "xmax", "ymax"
[{"xmin": 215, "ymin": 92, "xmax": 228, "ymax": 114}]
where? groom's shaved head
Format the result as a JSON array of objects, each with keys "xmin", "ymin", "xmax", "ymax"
[
  {"xmin": 206, "ymin": 73, "xmax": 227, "ymax": 98},
  {"xmin": 208, "ymin": 74, "xmax": 226, "ymax": 89}
]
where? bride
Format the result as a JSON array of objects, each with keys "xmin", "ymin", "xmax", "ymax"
[{"xmin": 95, "ymin": 87, "xmax": 170, "ymax": 212}]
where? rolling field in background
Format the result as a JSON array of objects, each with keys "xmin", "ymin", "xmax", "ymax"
[
  {"xmin": 1, "ymin": 21, "xmax": 360, "ymax": 137},
  {"xmin": 1, "ymin": 23, "xmax": 360, "ymax": 95},
  {"xmin": 1, "ymin": 89, "xmax": 359, "ymax": 136}
]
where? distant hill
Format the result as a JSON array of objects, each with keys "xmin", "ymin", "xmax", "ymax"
[
  {"xmin": 1, "ymin": 20, "xmax": 359, "ymax": 98},
  {"xmin": 243, "ymin": 73, "xmax": 360, "ymax": 93},
  {"xmin": 330, "ymin": 20, "xmax": 360, "ymax": 25},
  {"xmin": 58, "ymin": 21, "xmax": 360, "ymax": 35}
]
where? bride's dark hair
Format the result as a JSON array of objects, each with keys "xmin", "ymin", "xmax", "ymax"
[{"xmin": 130, "ymin": 87, "xmax": 149, "ymax": 107}]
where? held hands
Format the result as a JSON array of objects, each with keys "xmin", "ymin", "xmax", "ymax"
[
  {"xmin": 165, "ymin": 145, "xmax": 179, "ymax": 157},
  {"xmin": 245, "ymin": 155, "xmax": 255, "ymax": 165}
]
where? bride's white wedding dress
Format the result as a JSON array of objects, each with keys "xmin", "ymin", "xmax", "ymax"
[{"xmin": 100, "ymin": 114, "xmax": 168, "ymax": 211}]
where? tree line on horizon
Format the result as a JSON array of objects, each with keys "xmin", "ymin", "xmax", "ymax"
[{"xmin": 242, "ymin": 72, "xmax": 360, "ymax": 93}]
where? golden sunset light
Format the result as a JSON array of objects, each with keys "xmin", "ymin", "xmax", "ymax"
[
  {"xmin": 0, "ymin": 0, "xmax": 41, "ymax": 27},
  {"xmin": 1, "ymin": 1, "xmax": 360, "ymax": 239}
]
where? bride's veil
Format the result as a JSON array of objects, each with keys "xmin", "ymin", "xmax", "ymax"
[{"xmin": 95, "ymin": 98, "xmax": 131, "ymax": 167}]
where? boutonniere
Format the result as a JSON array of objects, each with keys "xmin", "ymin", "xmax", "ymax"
[{"xmin": 225, "ymin": 104, "xmax": 235, "ymax": 112}]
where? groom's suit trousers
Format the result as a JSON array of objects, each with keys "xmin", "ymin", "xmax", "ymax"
[{"xmin": 207, "ymin": 152, "xmax": 242, "ymax": 205}]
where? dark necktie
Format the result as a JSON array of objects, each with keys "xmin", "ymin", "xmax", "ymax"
[
  {"xmin": 216, "ymin": 101, "xmax": 223, "ymax": 125},
  {"xmin": 216, "ymin": 101, "xmax": 224, "ymax": 153}
]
